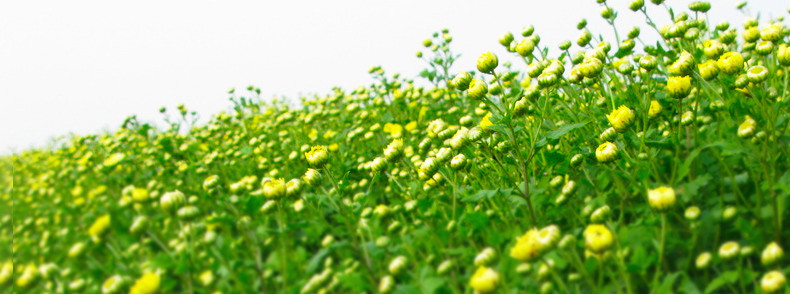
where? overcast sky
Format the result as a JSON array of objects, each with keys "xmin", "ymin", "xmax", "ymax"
[{"xmin": 1, "ymin": 0, "xmax": 786, "ymax": 154}]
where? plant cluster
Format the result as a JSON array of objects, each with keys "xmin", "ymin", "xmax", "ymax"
[{"xmin": 6, "ymin": 1, "xmax": 790, "ymax": 293}]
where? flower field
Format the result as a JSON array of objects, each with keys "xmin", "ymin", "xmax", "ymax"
[{"xmin": 5, "ymin": 1, "xmax": 790, "ymax": 293}]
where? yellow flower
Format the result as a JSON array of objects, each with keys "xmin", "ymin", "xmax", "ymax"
[
  {"xmin": 262, "ymin": 178, "xmax": 286, "ymax": 199},
  {"xmin": 584, "ymin": 224, "xmax": 613, "ymax": 253},
  {"xmin": 737, "ymin": 115, "xmax": 756, "ymax": 138},
  {"xmin": 130, "ymin": 273, "xmax": 161, "ymax": 294},
  {"xmin": 647, "ymin": 186, "xmax": 676, "ymax": 211},
  {"xmin": 761, "ymin": 271, "xmax": 786, "ymax": 293},
  {"xmin": 607, "ymin": 105, "xmax": 636, "ymax": 133},
  {"xmin": 103, "ymin": 152, "xmax": 126, "ymax": 168},
  {"xmin": 199, "ymin": 270, "xmax": 214, "ymax": 286},
  {"xmin": 648, "ymin": 100, "xmax": 662, "ymax": 118},
  {"xmin": 304, "ymin": 145, "xmax": 329, "ymax": 168},
  {"xmin": 469, "ymin": 266, "xmax": 500, "ymax": 293},
  {"xmin": 595, "ymin": 142, "xmax": 618, "ymax": 163},
  {"xmin": 89, "ymin": 214, "xmax": 112, "ymax": 240},
  {"xmin": 383, "ymin": 123, "xmax": 403, "ymax": 138},
  {"xmin": 479, "ymin": 113, "xmax": 493, "ymax": 130},
  {"xmin": 716, "ymin": 52, "xmax": 744, "ymax": 74},
  {"xmin": 666, "ymin": 76, "xmax": 692, "ymax": 99},
  {"xmin": 131, "ymin": 188, "xmax": 149, "ymax": 202}
]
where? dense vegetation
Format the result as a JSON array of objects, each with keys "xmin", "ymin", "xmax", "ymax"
[{"xmin": 6, "ymin": 1, "xmax": 790, "ymax": 293}]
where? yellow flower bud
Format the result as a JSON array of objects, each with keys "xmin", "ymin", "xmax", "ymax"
[
  {"xmin": 647, "ymin": 186, "xmax": 676, "ymax": 211},
  {"xmin": 717, "ymin": 52, "xmax": 744, "ymax": 74},
  {"xmin": 388, "ymin": 255, "xmax": 407, "ymax": 274},
  {"xmin": 584, "ymin": 224, "xmax": 614, "ymax": 253},
  {"xmin": 719, "ymin": 241, "xmax": 740, "ymax": 260},
  {"xmin": 649, "ymin": 100, "xmax": 662, "ymax": 118},
  {"xmin": 778, "ymin": 44, "xmax": 790, "ymax": 66},
  {"xmin": 304, "ymin": 145, "xmax": 329, "ymax": 168},
  {"xmin": 738, "ymin": 115, "xmax": 756, "ymax": 138},
  {"xmin": 667, "ymin": 76, "xmax": 692, "ymax": 99},
  {"xmin": 477, "ymin": 51, "xmax": 499, "ymax": 74},
  {"xmin": 510, "ymin": 229, "xmax": 541, "ymax": 261},
  {"xmin": 262, "ymin": 178, "xmax": 286, "ymax": 198},
  {"xmin": 469, "ymin": 266, "xmax": 500, "ymax": 293},
  {"xmin": 695, "ymin": 252, "xmax": 712, "ymax": 269},
  {"xmin": 761, "ymin": 242, "xmax": 784, "ymax": 266},
  {"xmin": 130, "ymin": 273, "xmax": 161, "ymax": 294},
  {"xmin": 516, "ymin": 39, "xmax": 536, "ymax": 57},
  {"xmin": 88, "ymin": 214, "xmax": 111, "ymax": 240},
  {"xmin": 595, "ymin": 142, "xmax": 618, "ymax": 163},
  {"xmin": 608, "ymin": 105, "xmax": 636, "ymax": 132},
  {"xmin": 761, "ymin": 271, "xmax": 786, "ymax": 293},
  {"xmin": 467, "ymin": 79, "xmax": 488, "ymax": 100},
  {"xmin": 102, "ymin": 275, "xmax": 124, "ymax": 294},
  {"xmin": 698, "ymin": 60, "xmax": 719, "ymax": 81},
  {"xmin": 746, "ymin": 65, "xmax": 769, "ymax": 83}
]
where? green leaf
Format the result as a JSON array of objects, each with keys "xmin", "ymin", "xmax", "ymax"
[
  {"xmin": 420, "ymin": 277, "xmax": 445, "ymax": 294},
  {"xmin": 305, "ymin": 248, "xmax": 329, "ymax": 274},
  {"xmin": 546, "ymin": 122, "xmax": 589, "ymax": 140},
  {"xmin": 704, "ymin": 270, "xmax": 738, "ymax": 294},
  {"xmin": 462, "ymin": 189, "xmax": 497, "ymax": 202}
]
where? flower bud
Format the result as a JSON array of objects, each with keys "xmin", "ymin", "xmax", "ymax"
[
  {"xmin": 303, "ymin": 168, "xmax": 322, "ymax": 186},
  {"xmin": 378, "ymin": 275, "xmax": 394, "ymax": 293},
  {"xmin": 477, "ymin": 52, "xmax": 499, "ymax": 74},
  {"xmin": 498, "ymin": 32, "xmax": 514, "ymax": 47},
  {"xmin": 695, "ymin": 252, "xmax": 712, "ymax": 269},
  {"xmin": 596, "ymin": 142, "xmax": 618, "ymax": 163},
  {"xmin": 761, "ymin": 271, "xmax": 786, "ymax": 293},
  {"xmin": 689, "ymin": 1, "xmax": 711, "ymax": 12},
  {"xmin": 648, "ymin": 186, "xmax": 676, "ymax": 211},
  {"xmin": 451, "ymin": 72, "xmax": 473, "ymax": 90},
  {"xmin": 684, "ymin": 206, "xmax": 701, "ymax": 220},
  {"xmin": 584, "ymin": 224, "xmax": 614, "ymax": 253},
  {"xmin": 262, "ymin": 178, "xmax": 286, "ymax": 198},
  {"xmin": 761, "ymin": 242, "xmax": 784, "ymax": 266},
  {"xmin": 698, "ymin": 60, "xmax": 719, "ymax": 81},
  {"xmin": 130, "ymin": 216, "xmax": 149, "ymax": 234},
  {"xmin": 667, "ymin": 76, "xmax": 692, "ymax": 99},
  {"xmin": 475, "ymin": 247, "xmax": 497, "ymax": 266},
  {"xmin": 719, "ymin": 241, "xmax": 740, "ymax": 259},
  {"xmin": 608, "ymin": 105, "xmax": 636, "ymax": 132},
  {"xmin": 600, "ymin": 127, "xmax": 618, "ymax": 142},
  {"xmin": 590, "ymin": 205, "xmax": 611, "ymax": 223},
  {"xmin": 437, "ymin": 259, "xmax": 454, "ymax": 274},
  {"xmin": 160, "ymin": 190, "xmax": 186, "ymax": 212},
  {"xmin": 467, "ymin": 79, "xmax": 488, "ymax": 100},
  {"xmin": 738, "ymin": 115, "xmax": 756, "ymax": 139},
  {"xmin": 717, "ymin": 52, "xmax": 744, "ymax": 74},
  {"xmin": 746, "ymin": 65, "xmax": 769, "ymax": 83},
  {"xmin": 630, "ymin": 0, "xmax": 644, "ymax": 11},
  {"xmin": 388, "ymin": 256, "xmax": 407, "ymax": 275},
  {"xmin": 470, "ymin": 266, "xmax": 500, "ymax": 293},
  {"xmin": 305, "ymin": 145, "xmax": 329, "ymax": 168}
]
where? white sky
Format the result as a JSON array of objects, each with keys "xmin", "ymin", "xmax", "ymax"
[{"xmin": 1, "ymin": 0, "xmax": 786, "ymax": 154}]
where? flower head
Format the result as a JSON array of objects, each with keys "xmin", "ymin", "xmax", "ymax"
[{"xmin": 469, "ymin": 266, "xmax": 500, "ymax": 293}]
